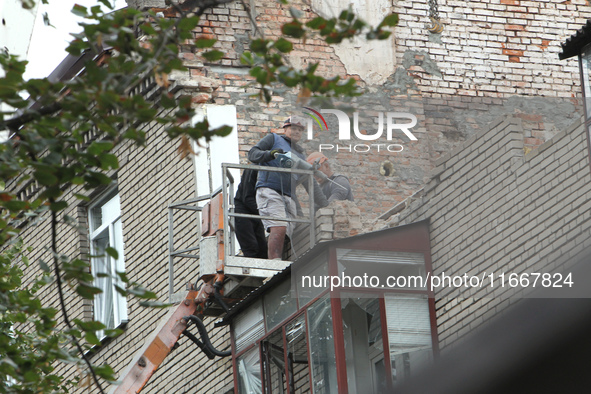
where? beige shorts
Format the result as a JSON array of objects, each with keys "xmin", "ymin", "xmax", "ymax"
[{"xmin": 256, "ymin": 187, "xmax": 297, "ymax": 239}]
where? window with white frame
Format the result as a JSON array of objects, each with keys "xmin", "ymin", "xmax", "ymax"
[
  {"xmin": 88, "ymin": 190, "xmax": 128, "ymax": 337},
  {"xmin": 191, "ymin": 105, "xmax": 240, "ymax": 196}
]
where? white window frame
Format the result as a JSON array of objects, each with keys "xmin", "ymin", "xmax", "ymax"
[
  {"xmin": 88, "ymin": 189, "xmax": 128, "ymax": 338},
  {"xmin": 191, "ymin": 104, "xmax": 240, "ymax": 197}
]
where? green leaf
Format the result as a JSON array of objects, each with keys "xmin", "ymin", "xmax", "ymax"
[
  {"xmin": 74, "ymin": 319, "xmax": 106, "ymax": 332},
  {"xmin": 76, "ymin": 284, "xmax": 103, "ymax": 299},
  {"xmin": 240, "ymin": 51, "xmax": 254, "ymax": 65},
  {"xmin": 339, "ymin": 10, "xmax": 351, "ymax": 21},
  {"xmin": 195, "ymin": 38, "xmax": 217, "ymax": 48},
  {"xmin": 71, "ymin": 4, "xmax": 88, "ymax": 17},
  {"xmin": 99, "ymin": 153, "xmax": 119, "ymax": 170},
  {"xmin": 140, "ymin": 300, "xmax": 171, "ymax": 308},
  {"xmin": 49, "ymin": 201, "xmax": 68, "ymax": 212},
  {"xmin": 377, "ymin": 31, "xmax": 392, "ymax": 40},
  {"xmin": 85, "ymin": 331, "xmax": 102, "ymax": 346},
  {"xmin": 306, "ymin": 17, "xmax": 327, "ymax": 30},
  {"xmin": 202, "ymin": 50, "xmax": 224, "ymax": 61},
  {"xmin": 289, "ymin": 7, "xmax": 303, "ymax": 19},
  {"xmin": 98, "ymin": 0, "xmax": 114, "ymax": 9},
  {"xmin": 94, "ymin": 364, "xmax": 116, "ymax": 382},
  {"xmin": 274, "ymin": 38, "xmax": 293, "ymax": 53},
  {"xmin": 88, "ymin": 140, "xmax": 113, "ymax": 155},
  {"xmin": 105, "ymin": 247, "xmax": 118, "ymax": 259},
  {"xmin": 39, "ymin": 259, "xmax": 51, "ymax": 272},
  {"xmin": 282, "ymin": 21, "xmax": 305, "ymax": 38},
  {"xmin": 83, "ymin": 172, "xmax": 112, "ymax": 188},
  {"xmin": 127, "ymin": 286, "xmax": 157, "ymax": 299},
  {"xmin": 212, "ymin": 125, "xmax": 233, "ymax": 137},
  {"xmin": 178, "ymin": 16, "xmax": 200, "ymax": 31},
  {"xmin": 74, "ymin": 193, "xmax": 90, "ymax": 201},
  {"xmin": 139, "ymin": 22, "xmax": 157, "ymax": 35},
  {"xmin": 3, "ymin": 200, "xmax": 28, "ymax": 211},
  {"xmin": 104, "ymin": 328, "xmax": 124, "ymax": 338},
  {"xmin": 250, "ymin": 39, "xmax": 270, "ymax": 54},
  {"xmin": 379, "ymin": 13, "xmax": 399, "ymax": 27},
  {"xmin": 160, "ymin": 93, "xmax": 176, "ymax": 108},
  {"xmin": 34, "ymin": 168, "xmax": 58, "ymax": 186}
]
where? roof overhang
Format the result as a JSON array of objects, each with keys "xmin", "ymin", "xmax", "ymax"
[
  {"xmin": 559, "ymin": 19, "xmax": 591, "ymax": 60},
  {"xmin": 216, "ymin": 219, "xmax": 431, "ymax": 327}
]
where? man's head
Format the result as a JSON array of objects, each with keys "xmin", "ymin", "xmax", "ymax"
[
  {"xmin": 306, "ymin": 152, "xmax": 333, "ymax": 182},
  {"xmin": 282, "ymin": 116, "xmax": 306, "ymax": 143}
]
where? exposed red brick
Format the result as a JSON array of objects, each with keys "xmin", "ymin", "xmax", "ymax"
[
  {"xmin": 191, "ymin": 93, "xmax": 211, "ymax": 103},
  {"xmin": 503, "ymin": 49, "xmax": 524, "ymax": 56},
  {"xmin": 505, "ymin": 24, "xmax": 526, "ymax": 31},
  {"xmin": 500, "ymin": 0, "xmax": 519, "ymax": 4},
  {"xmin": 537, "ymin": 39, "xmax": 551, "ymax": 51},
  {"xmin": 508, "ymin": 56, "xmax": 521, "ymax": 62},
  {"xmin": 516, "ymin": 113, "xmax": 543, "ymax": 122},
  {"xmin": 523, "ymin": 137, "xmax": 544, "ymax": 147},
  {"xmin": 150, "ymin": 7, "xmax": 178, "ymax": 18}
]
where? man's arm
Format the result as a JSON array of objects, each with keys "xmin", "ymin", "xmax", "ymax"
[
  {"xmin": 327, "ymin": 176, "xmax": 353, "ymax": 201},
  {"xmin": 248, "ymin": 134, "xmax": 277, "ymax": 163},
  {"xmin": 300, "ymin": 177, "xmax": 329, "ymax": 210}
]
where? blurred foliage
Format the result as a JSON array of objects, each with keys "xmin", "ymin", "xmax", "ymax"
[{"xmin": 0, "ymin": 0, "xmax": 397, "ymax": 392}]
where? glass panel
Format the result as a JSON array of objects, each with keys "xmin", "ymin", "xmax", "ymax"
[
  {"xmin": 337, "ymin": 249, "xmax": 426, "ymax": 290},
  {"xmin": 262, "ymin": 330, "xmax": 287, "ymax": 394},
  {"xmin": 294, "ymin": 251, "xmax": 328, "ymax": 308},
  {"xmin": 90, "ymin": 204, "xmax": 103, "ymax": 233},
  {"xmin": 92, "ymin": 229, "xmax": 115, "ymax": 331},
  {"xmin": 307, "ymin": 296, "xmax": 338, "ymax": 394},
  {"xmin": 341, "ymin": 294, "xmax": 387, "ymax": 394},
  {"xmin": 90, "ymin": 192, "xmax": 120, "ymax": 233},
  {"xmin": 265, "ymin": 279, "xmax": 297, "ymax": 331},
  {"xmin": 286, "ymin": 315, "xmax": 310, "ymax": 394},
  {"xmin": 237, "ymin": 347, "xmax": 262, "ymax": 394},
  {"xmin": 384, "ymin": 294, "xmax": 433, "ymax": 386},
  {"xmin": 112, "ymin": 218, "xmax": 127, "ymax": 324},
  {"xmin": 582, "ymin": 43, "xmax": 591, "ymax": 119},
  {"xmin": 235, "ymin": 300, "xmax": 265, "ymax": 353}
]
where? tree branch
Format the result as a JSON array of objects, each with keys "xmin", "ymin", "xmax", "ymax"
[
  {"xmin": 1, "ymin": 102, "xmax": 62, "ymax": 133},
  {"xmin": 50, "ymin": 204, "xmax": 105, "ymax": 394}
]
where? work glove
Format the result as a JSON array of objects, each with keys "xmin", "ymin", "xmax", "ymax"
[{"xmin": 270, "ymin": 149, "xmax": 285, "ymax": 157}]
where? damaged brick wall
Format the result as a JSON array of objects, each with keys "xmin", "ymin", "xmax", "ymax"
[
  {"xmin": 50, "ymin": 0, "xmax": 591, "ymax": 391},
  {"xmin": 164, "ymin": 0, "xmax": 591, "ymax": 221},
  {"xmin": 374, "ymin": 116, "xmax": 591, "ymax": 351}
]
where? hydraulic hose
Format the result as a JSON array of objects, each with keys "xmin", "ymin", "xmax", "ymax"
[
  {"xmin": 213, "ymin": 281, "xmax": 230, "ymax": 314},
  {"xmin": 183, "ymin": 315, "xmax": 232, "ymax": 358},
  {"xmin": 182, "ymin": 329, "xmax": 216, "ymax": 360}
]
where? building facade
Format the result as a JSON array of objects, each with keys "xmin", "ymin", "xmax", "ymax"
[{"xmin": 9, "ymin": 0, "xmax": 591, "ymax": 392}]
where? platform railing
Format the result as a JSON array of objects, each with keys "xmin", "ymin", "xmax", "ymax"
[{"xmin": 167, "ymin": 163, "xmax": 317, "ymax": 303}]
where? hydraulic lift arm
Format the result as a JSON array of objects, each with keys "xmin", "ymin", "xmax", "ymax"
[{"xmin": 110, "ymin": 290, "xmax": 199, "ymax": 394}]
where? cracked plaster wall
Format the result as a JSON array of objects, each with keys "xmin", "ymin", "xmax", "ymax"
[{"xmin": 310, "ymin": 0, "xmax": 396, "ymax": 85}]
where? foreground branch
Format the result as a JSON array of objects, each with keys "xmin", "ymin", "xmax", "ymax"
[{"xmin": 50, "ymin": 205, "xmax": 105, "ymax": 394}]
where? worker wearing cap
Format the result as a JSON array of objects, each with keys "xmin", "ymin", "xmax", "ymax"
[
  {"xmin": 248, "ymin": 116, "xmax": 328, "ymax": 259},
  {"xmin": 307, "ymin": 152, "xmax": 354, "ymax": 202}
]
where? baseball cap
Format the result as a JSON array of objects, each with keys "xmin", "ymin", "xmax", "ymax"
[
  {"xmin": 283, "ymin": 116, "xmax": 306, "ymax": 128},
  {"xmin": 306, "ymin": 152, "xmax": 328, "ymax": 165}
]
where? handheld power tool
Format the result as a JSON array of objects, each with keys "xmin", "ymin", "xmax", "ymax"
[{"xmin": 275, "ymin": 152, "xmax": 348, "ymax": 191}]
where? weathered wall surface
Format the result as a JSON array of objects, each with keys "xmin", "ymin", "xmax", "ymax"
[
  {"xmin": 395, "ymin": 0, "xmax": 590, "ymax": 97},
  {"xmin": 378, "ymin": 116, "xmax": 591, "ymax": 350},
  {"xmin": 13, "ymin": 0, "xmax": 591, "ymax": 392},
  {"xmin": 173, "ymin": 0, "xmax": 591, "ymax": 220}
]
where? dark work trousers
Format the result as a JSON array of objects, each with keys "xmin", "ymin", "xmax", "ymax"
[{"xmin": 234, "ymin": 201, "xmax": 268, "ymax": 259}]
